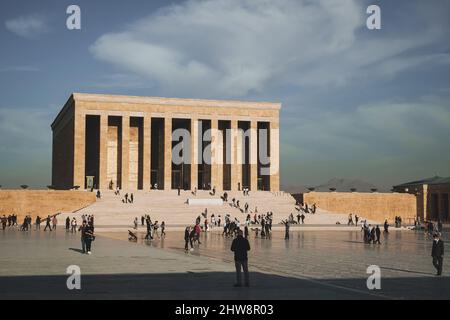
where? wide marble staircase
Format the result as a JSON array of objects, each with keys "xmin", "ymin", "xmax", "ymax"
[{"xmin": 58, "ymin": 189, "xmax": 380, "ymax": 228}]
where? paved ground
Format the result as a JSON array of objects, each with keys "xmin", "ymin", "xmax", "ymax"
[{"xmin": 1, "ymin": 227, "xmax": 449, "ymax": 299}]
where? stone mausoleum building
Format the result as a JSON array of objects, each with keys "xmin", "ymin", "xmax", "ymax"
[{"xmin": 51, "ymin": 93, "xmax": 280, "ymax": 192}]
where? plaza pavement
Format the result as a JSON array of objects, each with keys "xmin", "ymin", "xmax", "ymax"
[{"xmin": 0, "ymin": 227, "xmax": 449, "ymax": 299}]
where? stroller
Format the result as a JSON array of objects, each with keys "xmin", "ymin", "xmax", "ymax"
[{"xmin": 128, "ymin": 230, "xmax": 138, "ymax": 242}]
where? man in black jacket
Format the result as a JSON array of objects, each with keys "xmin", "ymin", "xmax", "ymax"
[
  {"xmin": 231, "ymin": 230, "xmax": 251, "ymax": 287},
  {"xmin": 432, "ymin": 233, "xmax": 444, "ymax": 276}
]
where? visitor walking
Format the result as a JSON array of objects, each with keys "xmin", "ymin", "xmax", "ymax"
[
  {"xmin": 432, "ymin": 233, "xmax": 444, "ymax": 276},
  {"xmin": 35, "ymin": 216, "xmax": 41, "ymax": 230},
  {"xmin": 44, "ymin": 215, "xmax": 52, "ymax": 231},
  {"xmin": 375, "ymin": 225, "xmax": 381, "ymax": 244}
]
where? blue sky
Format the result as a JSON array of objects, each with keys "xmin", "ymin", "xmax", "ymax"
[{"xmin": 0, "ymin": 0, "xmax": 449, "ymax": 190}]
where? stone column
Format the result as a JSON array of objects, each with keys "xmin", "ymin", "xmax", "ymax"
[
  {"xmin": 190, "ymin": 117, "xmax": 198, "ymax": 190},
  {"xmin": 269, "ymin": 121, "xmax": 280, "ymax": 191},
  {"xmin": 143, "ymin": 116, "xmax": 151, "ymax": 191},
  {"xmin": 230, "ymin": 120, "xmax": 239, "ymax": 191},
  {"xmin": 217, "ymin": 125, "xmax": 224, "ymax": 191},
  {"xmin": 164, "ymin": 116, "xmax": 172, "ymax": 190},
  {"xmin": 250, "ymin": 120, "xmax": 258, "ymax": 191},
  {"xmin": 121, "ymin": 115, "xmax": 130, "ymax": 190},
  {"xmin": 237, "ymin": 124, "xmax": 244, "ymax": 191},
  {"xmin": 99, "ymin": 114, "xmax": 108, "ymax": 190},
  {"xmin": 210, "ymin": 118, "xmax": 220, "ymax": 191},
  {"xmin": 73, "ymin": 112, "xmax": 86, "ymax": 189}
]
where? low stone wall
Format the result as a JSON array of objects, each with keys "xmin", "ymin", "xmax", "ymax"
[
  {"xmin": 302, "ymin": 192, "xmax": 417, "ymax": 224},
  {"xmin": 0, "ymin": 190, "xmax": 96, "ymax": 221}
]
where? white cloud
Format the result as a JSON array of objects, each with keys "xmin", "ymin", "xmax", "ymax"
[
  {"xmin": 90, "ymin": 0, "xmax": 364, "ymax": 97},
  {"xmin": 89, "ymin": 0, "xmax": 447, "ymax": 97},
  {"xmin": 5, "ymin": 14, "xmax": 49, "ymax": 38}
]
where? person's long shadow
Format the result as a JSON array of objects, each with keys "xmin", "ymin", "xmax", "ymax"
[{"xmin": 68, "ymin": 248, "xmax": 84, "ymax": 254}]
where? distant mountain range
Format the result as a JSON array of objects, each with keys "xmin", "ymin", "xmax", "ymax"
[{"xmin": 283, "ymin": 178, "xmax": 388, "ymax": 194}]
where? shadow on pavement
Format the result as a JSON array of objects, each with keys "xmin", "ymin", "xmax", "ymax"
[{"xmin": 1, "ymin": 272, "xmax": 449, "ymax": 300}]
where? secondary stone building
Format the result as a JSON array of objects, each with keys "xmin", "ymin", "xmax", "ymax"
[
  {"xmin": 393, "ymin": 176, "xmax": 450, "ymax": 222},
  {"xmin": 51, "ymin": 93, "xmax": 280, "ymax": 192}
]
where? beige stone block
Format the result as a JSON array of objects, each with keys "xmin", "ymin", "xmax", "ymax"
[
  {"xmin": 121, "ymin": 115, "xmax": 130, "ymax": 190},
  {"xmin": 73, "ymin": 112, "xmax": 85, "ymax": 189},
  {"xmin": 99, "ymin": 114, "xmax": 108, "ymax": 190},
  {"xmin": 164, "ymin": 117, "xmax": 172, "ymax": 190},
  {"xmin": 190, "ymin": 118, "xmax": 198, "ymax": 190},
  {"xmin": 230, "ymin": 120, "xmax": 239, "ymax": 191},
  {"xmin": 143, "ymin": 116, "xmax": 151, "ymax": 191},
  {"xmin": 250, "ymin": 121, "xmax": 258, "ymax": 191},
  {"xmin": 270, "ymin": 121, "xmax": 280, "ymax": 192}
]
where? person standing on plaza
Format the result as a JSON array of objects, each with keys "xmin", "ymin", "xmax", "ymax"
[
  {"xmin": 79, "ymin": 220, "xmax": 88, "ymax": 253},
  {"xmin": 71, "ymin": 217, "xmax": 77, "ymax": 233},
  {"xmin": 141, "ymin": 216, "xmax": 145, "ymax": 226},
  {"xmin": 65, "ymin": 217, "xmax": 70, "ymax": 231},
  {"xmin": 161, "ymin": 221, "xmax": 166, "ymax": 237},
  {"xmin": 130, "ymin": 193, "xmax": 134, "ymax": 203},
  {"xmin": 44, "ymin": 215, "xmax": 52, "ymax": 231},
  {"xmin": 194, "ymin": 223, "xmax": 202, "ymax": 245},
  {"xmin": 36, "ymin": 216, "xmax": 41, "ymax": 230},
  {"xmin": 384, "ymin": 219, "xmax": 389, "ymax": 233},
  {"xmin": 244, "ymin": 225, "xmax": 249, "ymax": 239},
  {"xmin": 355, "ymin": 214, "xmax": 359, "ymax": 226},
  {"xmin": 375, "ymin": 225, "xmax": 381, "ymax": 244},
  {"xmin": 184, "ymin": 226, "xmax": 191, "ymax": 252},
  {"xmin": 231, "ymin": 229, "xmax": 251, "ymax": 287},
  {"xmin": 369, "ymin": 225, "xmax": 376, "ymax": 244},
  {"xmin": 153, "ymin": 220, "xmax": 160, "ymax": 237},
  {"xmin": 283, "ymin": 220, "xmax": 290, "ymax": 240},
  {"xmin": 134, "ymin": 217, "xmax": 138, "ymax": 230},
  {"xmin": 348, "ymin": 213, "xmax": 353, "ymax": 226},
  {"xmin": 189, "ymin": 226, "xmax": 197, "ymax": 249},
  {"xmin": 145, "ymin": 216, "xmax": 153, "ymax": 240},
  {"xmin": 431, "ymin": 233, "xmax": 444, "ymax": 276},
  {"xmin": 84, "ymin": 222, "xmax": 95, "ymax": 255},
  {"xmin": 1, "ymin": 215, "xmax": 7, "ymax": 230},
  {"xmin": 52, "ymin": 215, "xmax": 58, "ymax": 230}
]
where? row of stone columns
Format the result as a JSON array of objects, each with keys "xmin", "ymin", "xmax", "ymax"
[{"xmin": 74, "ymin": 113, "xmax": 279, "ymax": 191}]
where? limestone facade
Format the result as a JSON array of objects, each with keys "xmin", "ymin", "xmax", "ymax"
[
  {"xmin": 301, "ymin": 191, "xmax": 417, "ymax": 224},
  {"xmin": 51, "ymin": 93, "xmax": 281, "ymax": 192}
]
